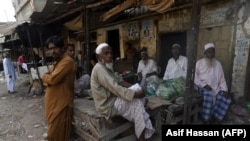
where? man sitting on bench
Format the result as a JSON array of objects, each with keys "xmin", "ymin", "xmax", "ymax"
[{"xmin": 90, "ymin": 43, "xmax": 155, "ymax": 141}]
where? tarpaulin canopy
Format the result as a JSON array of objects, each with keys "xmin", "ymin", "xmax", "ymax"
[{"xmin": 64, "ymin": 14, "xmax": 83, "ymax": 31}]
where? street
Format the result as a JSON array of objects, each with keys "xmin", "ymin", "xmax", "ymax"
[{"xmin": 0, "ymin": 73, "xmax": 46, "ymax": 141}]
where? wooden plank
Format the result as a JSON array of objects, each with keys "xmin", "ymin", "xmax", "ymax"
[
  {"xmin": 147, "ymin": 96, "xmax": 172, "ymax": 110},
  {"xmin": 73, "ymin": 98, "xmax": 136, "ymax": 141},
  {"xmin": 86, "ymin": 0, "xmax": 113, "ymax": 8},
  {"xmin": 74, "ymin": 109, "xmax": 99, "ymax": 126},
  {"xmin": 100, "ymin": 122, "xmax": 134, "ymax": 141},
  {"xmin": 115, "ymin": 134, "xmax": 137, "ymax": 141},
  {"xmin": 74, "ymin": 99, "xmax": 103, "ymax": 117},
  {"xmin": 74, "ymin": 126, "xmax": 98, "ymax": 141},
  {"xmin": 87, "ymin": 119, "xmax": 100, "ymax": 139}
]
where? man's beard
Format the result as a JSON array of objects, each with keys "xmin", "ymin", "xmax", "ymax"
[
  {"xmin": 52, "ymin": 53, "xmax": 60, "ymax": 61},
  {"xmin": 105, "ymin": 62, "xmax": 114, "ymax": 72},
  {"xmin": 100, "ymin": 58, "xmax": 114, "ymax": 71},
  {"xmin": 205, "ymin": 57, "xmax": 215, "ymax": 68}
]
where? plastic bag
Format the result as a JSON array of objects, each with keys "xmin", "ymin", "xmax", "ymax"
[
  {"xmin": 145, "ymin": 75, "xmax": 160, "ymax": 96},
  {"xmin": 156, "ymin": 77, "xmax": 186, "ymax": 100}
]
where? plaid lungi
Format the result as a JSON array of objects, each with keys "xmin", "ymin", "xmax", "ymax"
[
  {"xmin": 199, "ymin": 88, "xmax": 231, "ymax": 121},
  {"xmin": 114, "ymin": 97, "xmax": 155, "ymax": 139}
]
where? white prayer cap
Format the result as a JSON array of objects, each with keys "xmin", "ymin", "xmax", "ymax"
[
  {"xmin": 204, "ymin": 43, "xmax": 215, "ymax": 51},
  {"xmin": 172, "ymin": 43, "xmax": 181, "ymax": 48},
  {"xmin": 3, "ymin": 52, "xmax": 9, "ymax": 57},
  {"xmin": 96, "ymin": 43, "xmax": 109, "ymax": 54}
]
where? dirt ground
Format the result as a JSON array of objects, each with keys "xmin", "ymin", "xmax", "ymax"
[{"xmin": 0, "ymin": 73, "xmax": 46, "ymax": 141}]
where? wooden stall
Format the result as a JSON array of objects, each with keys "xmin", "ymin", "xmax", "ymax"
[
  {"xmin": 73, "ymin": 99, "xmax": 136, "ymax": 141},
  {"xmin": 73, "ymin": 94, "xmax": 202, "ymax": 141}
]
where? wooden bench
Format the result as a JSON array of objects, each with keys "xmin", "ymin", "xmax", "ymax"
[
  {"xmin": 73, "ymin": 98, "xmax": 136, "ymax": 141},
  {"xmin": 73, "ymin": 96, "xmax": 174, "ymax": 141}
]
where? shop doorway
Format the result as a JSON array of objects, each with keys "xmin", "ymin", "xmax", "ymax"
[
  {"xmin": 107, "ymin": 29, "xmax": 120, "ymax": 60},
  {"xmin": 158, "ymin": 32, "xmax": 187, "ymax": 77}
]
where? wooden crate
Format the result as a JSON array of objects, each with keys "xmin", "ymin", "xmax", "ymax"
[
  {"xmin": 160, "ymin": 97, "xmax": 203, "ymax": 125},
  {"xmin": 73, "ymin": 96, "xmax": 173, "ymax": 140},
  {"xmin": 73, "ymin": 99, "xmax": 136, "ymax": 141}
]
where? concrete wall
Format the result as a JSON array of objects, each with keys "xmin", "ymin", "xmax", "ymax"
[
  {"xmin": 121, "ymin": 20, "xmax": 158, "ymax": 58},
  {"xmin": 96, "ymin": 20, "xmax": 158, "ymax": 59},
  {"xmin": 13, "ymin": 0, "xmax": 47, "ymax": 22},
  {"xmin": 158, "ymin": 0, "xmax": 250, "ymax": 102},
  {"xmin": 231, "ymin": 0, "xmax": 250, "ymax": 101},
  {"xmin": 95, "ymin": 0, "xmax": 250, "ymax": 102}
]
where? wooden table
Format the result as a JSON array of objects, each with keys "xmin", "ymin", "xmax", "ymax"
[{"xmin": 73, "ymin": 95, "xmax": 201, "ymax": 141}]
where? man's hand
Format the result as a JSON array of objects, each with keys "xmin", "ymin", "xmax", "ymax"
[
  {"xmin": 134, "ymin": 88, "xmax": 145, "ymax": 98},
  {"xmin": 119, "ymin": 81, "xmax": 132, "ymax": 88},
  {"xmin": 137, "ymin": 72, "xmax": 142, "ymax": 83},
  {"xmin": 223, "ymin": 91, "xmax": 230, "ymax": 99},
  {"xmin": 146, "ymin": 71, "xmax": 157, "ymax": 78},
  {"xmin": 203, "ymin": 84, "xmax": 212, "ymax": 91}
]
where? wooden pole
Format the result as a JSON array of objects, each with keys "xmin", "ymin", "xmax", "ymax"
[
  {"xmin": 38, "ymin": 26, "xmax": 46, "ymax": 93},
  {"xmin": 84, "ymin": 2, "xmax": 90, "ymax": 74},
  {"xmin": 26, "ymin": 26, "xmax": 43, "ymax": 95},
  {"xmin": 183, "ymin": 0, "xmax": 201, "ymax": 124}
]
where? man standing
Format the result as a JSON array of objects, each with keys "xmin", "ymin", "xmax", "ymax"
[
  {"xmin": 91, "ymin": 43, "xmax": 154, "ymax": 141},
  {"xmin": 17, "ymin": 54, "xmax": 26, "ymax": 73},
  {"xmin": 3, "ymin": 52, "xmax": 16, "ymax": 94},
  {"xmin": 137, "ymin": 49, "xmax": 158, "ymax": 87},
  {"xmin": 194, "ymin": 43, "xmax": 231, "ymax": 124},
  {"xmin": 42, "ymin": 35, "xmax": 77, "ymax": 141},
  {"xmin": 163, "ymin": 43, "xmax": 188, "ymax": 80}
]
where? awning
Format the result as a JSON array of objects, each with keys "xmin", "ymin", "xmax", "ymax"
[
  {"xmin": 64, "ymin": 14, "xmax": 83, "ymax": 31},
  {"xmin": 0, "ymin": 48, "xmax": 11, "ymax": 53},
  {"xmin": 101, "ymin": 0, "xmax": 175, "ymax": 21},
  {"xmin": 0, "ymin": 36, "xmax": 5, "ymax": 43},
  {"xmin": 0, "ymin": 21, "xmax": 25, "ymax": 36}
]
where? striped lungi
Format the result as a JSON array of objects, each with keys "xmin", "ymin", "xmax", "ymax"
[
  {"xmin": 199, "ymin": 88, "xmax": 231, "ymax": 121},
  {"xmin": 114, "ymin": 97, "xmax": 155, "ymax": 139}
]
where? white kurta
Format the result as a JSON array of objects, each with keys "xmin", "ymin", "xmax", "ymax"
[
  {"xmin": 91, "ymin": 62, "xmax": 155, "ymax": 139},
  {"xmin": 137, "ymin": 58, "xmax": 157, "ymax": 86},
  {"xmin": 194, "ymin": 58, "xmax": 228, "ymax": 96},
  {"xmin": 163, "ymin": 55, "xmax": 188, "ymax": 80},
  {"xmin": 3, "ymin": 57, "xmax": 16, "ymax": 92}
]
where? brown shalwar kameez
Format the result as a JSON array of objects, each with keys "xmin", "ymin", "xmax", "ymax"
[{"xmin": 42, "ymin": 53, "xmax": 76, "ymax": 141}]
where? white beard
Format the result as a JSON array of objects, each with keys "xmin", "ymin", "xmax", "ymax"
[
  {"xmin": 105, "ymin": 62, "xmax": 114, "ymax": 72},
  {"xmin": 205, "ymin": 58, "xmax": 215, "ymax": 68}
]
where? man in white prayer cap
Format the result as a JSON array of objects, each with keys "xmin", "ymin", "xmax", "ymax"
[
  {"xmin": 137, "ymin": 48, "xmax": 158, "ymax": 87},
  {"xmin": 194, "ymin": 43, "xmax": 231, "ymax": 124},
  {"xmin": 3, "ymin": 52, "xmax": 17, "ymax": 94},
  {"xmin": 163, "ymin": 43, "xmax": 188, "ymax": 80},
  {"xmin": 91, "ymin": 43, "xmax": 155, "ymax": 141}
]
